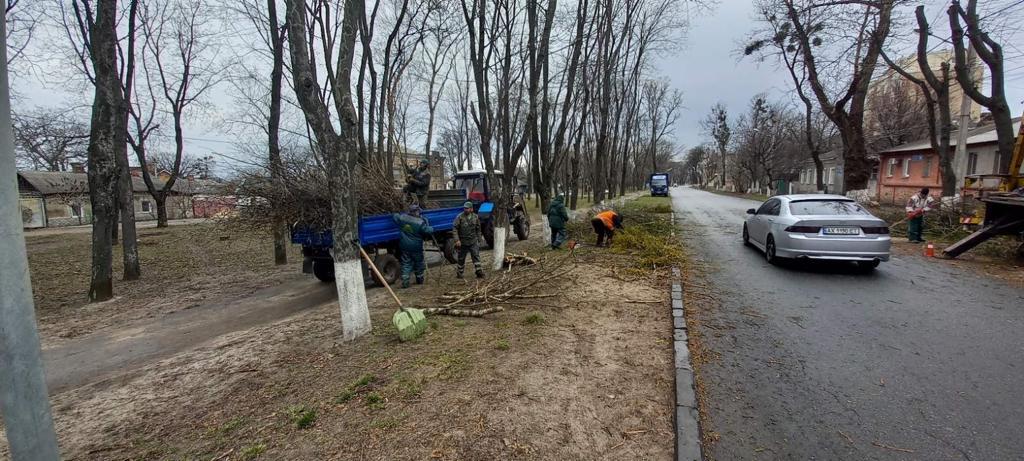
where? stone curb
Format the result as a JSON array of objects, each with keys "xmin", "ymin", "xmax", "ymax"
[{"xmin": 671, "ymin": 265, "xmax": 702, "ymax": 461}]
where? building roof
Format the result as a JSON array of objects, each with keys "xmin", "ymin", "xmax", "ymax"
[
  {"xmin": 878, "ymin": 118, "xmax": 1022, "ymax": 154},
  {"xmin": 17, "ymin": 170, "xmax": 212, "ymax": 195}
]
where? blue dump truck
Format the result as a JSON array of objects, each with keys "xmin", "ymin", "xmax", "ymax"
[
  {"xmin": 291, "ymin": 170, "xmax": 531, "ymax": 286},
  {"xmin": 649, "ymin": 172, "xmax": 670, "ymax": 197}
]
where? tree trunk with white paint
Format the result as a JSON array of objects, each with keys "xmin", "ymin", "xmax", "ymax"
[
  {"xmin": 541, "ymin": 215, "xmax": 550, "ymax": 245},
  {"xmin": 284, "ymin": 0, "xmax": 370, "ymax": 340},
  {"xmin": 491, "ymin": 227, "xmax": 507, "ymax": 271}
]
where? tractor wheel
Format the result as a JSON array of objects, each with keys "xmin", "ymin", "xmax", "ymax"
[
  {"xmin": 371, "ymin": 254, "xmax": 401, "ymax": 287},
  {"xmin": 514, "ymin": 216, "xmax": 530, "ymax": 241},
  {"xmin": 482, "ymin": 220, "xmax": 495, "ymax": 249},
  {"xmin": 312, "ymin": 258, "xmax": 335, "ymax": 283},
  {"xmin": 441, "ymin": 237, "xmax": 458, "ymax": 264}
]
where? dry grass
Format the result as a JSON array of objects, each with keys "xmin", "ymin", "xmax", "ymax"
[{"xmin": 24, "ymin": 222, "xmax": 302, "ymax": 340}]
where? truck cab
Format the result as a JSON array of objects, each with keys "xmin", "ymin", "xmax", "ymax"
[{"xmin": 649, "ymin": 173, "xmax": 671, "ymax": 197}]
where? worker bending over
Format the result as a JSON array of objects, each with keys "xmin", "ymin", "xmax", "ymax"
[{"xmin": 591, "ymin": 210, "xmax": 624, "ymax": 247}]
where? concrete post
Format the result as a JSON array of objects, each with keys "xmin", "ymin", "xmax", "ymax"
[{"xmin": 0, "ymin": 11, "xmax": 61, "ymax": 460}]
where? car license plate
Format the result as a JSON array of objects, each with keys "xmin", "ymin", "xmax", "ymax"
[{"xmin": 823, "ymin": 227, "xmax": 859, "ymax": 235}]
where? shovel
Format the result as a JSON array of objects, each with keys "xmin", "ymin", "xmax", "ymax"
[{"xmin": 357, "ymin": 246, "xmax": 427, "ymax": 342}]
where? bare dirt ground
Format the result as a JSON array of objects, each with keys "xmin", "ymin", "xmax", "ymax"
[
  {"xmin": 24, "ymin": 221, "xmax": 303, "ymax": 345},
  {"xmin": 4, "ymin": 201, "xmax": 677, "ymax": 460}
]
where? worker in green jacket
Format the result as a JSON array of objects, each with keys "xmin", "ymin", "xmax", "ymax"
[
  {"xmin": 547, "ymin": 194, "xmax": 569, "ymax": 249},
  {"xmin": 452, "ymin": 201, "xmax": 484, "ymax": 279},
  {"xmin": 393, "ymin": 204, "xmax": 434, "ymax": 288},
  {"xmin": 403, "ymin": 159, "xmax": 432, "ymax": 207}
]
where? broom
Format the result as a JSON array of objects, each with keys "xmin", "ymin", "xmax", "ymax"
[{"xmin": 357, "ymin": 246, "xmax": 427, "ymax": 342}]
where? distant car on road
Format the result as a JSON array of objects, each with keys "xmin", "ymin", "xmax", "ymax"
[{"xmin": 742, "ymin": 195, "xmax": 891, "ymax": 270}]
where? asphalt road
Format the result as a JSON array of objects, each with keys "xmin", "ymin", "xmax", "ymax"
[{"xmin": 670, "ymin": 186, "xmax": 1024, "ymax": 460}]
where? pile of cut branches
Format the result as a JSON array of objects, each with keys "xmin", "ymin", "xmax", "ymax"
[
  {"xmin": 427, "ymin": 254, "xmax": 573, "ymax": 316},
  {"xmin": 228, "ymin": 156, "xmax": 434, "ymax": 230}
]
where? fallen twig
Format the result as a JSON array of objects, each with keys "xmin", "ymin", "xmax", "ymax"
[
  {"xmin": 838, "ymin": 430, "xmax": 854, "ymax": 444},
  {"xmin": 872, "ymin": 441, "xmax": 915, "ymax": 453}
]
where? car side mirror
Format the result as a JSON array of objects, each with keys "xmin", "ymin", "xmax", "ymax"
[{"xmin": 746, "ymin": 208, "xmax": 756, "ymax": 215}]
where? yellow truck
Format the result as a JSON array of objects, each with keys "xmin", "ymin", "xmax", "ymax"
[{"xmin": 944, "ymin": 112, "xmax": 1024, "ymax": 258}]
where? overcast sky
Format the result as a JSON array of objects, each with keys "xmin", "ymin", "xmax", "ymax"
[
  {"xmin": 10, "ymin": 1, "xmax": 1024, "ymax": 171},
  {"xmin": 662, "ymin": 0, "xmax": 1024, "ymax": 152}
]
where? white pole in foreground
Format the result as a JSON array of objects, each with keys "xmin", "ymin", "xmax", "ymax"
[{"xmin": 0, "ymin": 11, "xmax": 61, "ymax": 460}]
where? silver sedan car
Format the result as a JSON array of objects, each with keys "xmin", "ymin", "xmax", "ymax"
[{"xmin": 742, "ymin": 195, "xmax": 891, "ymax": 269}]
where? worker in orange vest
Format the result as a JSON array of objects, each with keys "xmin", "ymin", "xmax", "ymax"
[{"xmin": 591, "ymin": 210, "xmax": 624, "ymax": 247}]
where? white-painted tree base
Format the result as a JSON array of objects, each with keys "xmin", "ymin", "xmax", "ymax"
[
  {"xmin": 491, "ymin": 227, "xmax": 507, "ymax": 270},
  {"xmin": 541, "ymin": 215, "xmax": 551, "ymax": 243},
  {"xmin": 334, "ymin": 259, "xmax": 371, "ymax": 341}
]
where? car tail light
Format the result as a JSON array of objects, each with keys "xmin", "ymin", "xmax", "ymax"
[
  {"xmin": 784, "ymin": 225, "xmax": 821, "ymax": 233},
  {"xmin": 862, "ymin": 226, "xmax": 890, "ymax": 234}
]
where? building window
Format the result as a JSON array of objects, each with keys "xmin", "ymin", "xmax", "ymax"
[
  {"xmin": 902, "ymin": 158, "xmax": 911, "ymax": 177},
  {"xmin": 141, "ymin": 200, "xmax": 152, "ymax": 213},
  {"xmin": 826, "ymin": 168, "xmax": 833, "ymax": 185},
  {"xmin": 870, "ymin": 166, "xmax": 879, "ymax": 180},
  {"xmin": 70, "ymin": 204, "xmax": 82, "ymax": 217},
  {"xmin": 887, "ymin": 158, "xmax": 897, "ymax": 177},
  {"xmin": 923, "ymin": 156, "xmax": 932, "ymax": 177},
  {"xmin": 967, "ymin": 152, "xmax": 978, "ymax": 175}
]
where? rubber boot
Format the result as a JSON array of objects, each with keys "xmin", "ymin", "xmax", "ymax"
[{"xmin": 476, "ymin": 270, "xmax": 485, "ymax": 279}]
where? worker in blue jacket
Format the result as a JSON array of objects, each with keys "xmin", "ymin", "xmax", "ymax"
[{"xmin": 393, "ymin": 204, "xmax": 434, "ymax": 288}]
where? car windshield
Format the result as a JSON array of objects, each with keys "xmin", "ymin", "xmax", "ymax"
[
  {"xmin": 651, "ymin": 176, "xmax": 668, "ymax": 186},
  {"xmin": 789, "ymin": 200, "xmax": 869, "ymax": 216}
]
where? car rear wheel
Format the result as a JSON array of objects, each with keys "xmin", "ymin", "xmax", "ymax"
[
  {"xmin": 742, "ymin": 224, "xmax": 751, "ymax": 247},
  {"xmin": 765, "ymin": 235, "xmax": 780, "ymax": 265}
]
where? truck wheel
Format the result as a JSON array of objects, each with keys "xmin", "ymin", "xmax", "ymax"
[
  {"xmin": 441, "ymin": 237, "xmax": 458, "ymax": 264},
  {"xmin": 312, "ymin": 259, "xmax": 335, "ymax": 283},
  {"xmin": 514, "ymin": 217, "xmax": 530, "ymax": 241},
  {"xmin": 482, "ymin": 221, "xmax": 495, "ymax": 249},
  {"xmin": 371, "ymin": 254, "xmax": 401, "ymax": 287}
]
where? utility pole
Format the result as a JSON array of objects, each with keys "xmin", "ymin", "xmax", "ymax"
[
  {"xmin": 953, "ymin": 44, "xmax": 977, "ymax": 191},
  {"xmin": 0, "ymin": 8, "xmax": 61, "ymax": 460}
]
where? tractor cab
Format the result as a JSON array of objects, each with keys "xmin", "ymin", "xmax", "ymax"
[
  {"xmin": 452, "ymin": 169, "xmax": 499, "ymax": 205},
  {"xmin": 451, "ymin": 169, "xmax": 532, "ymax": 246}
]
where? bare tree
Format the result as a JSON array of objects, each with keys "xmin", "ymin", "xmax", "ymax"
[
  {"xmin": 879, "ymin": 6, "xmax": 956, "ymax": 196},
  {"xmin": 748, "ymin": 0, "xmax": 896, "ymax": 191},
  {"xmin": 283, "ymin": 0, "xmax": 371, "ymax": 340},
  {"xmin": 73, "ymin": 0, "xmax": 123, "ymax": 301},
  {"xmin": 642, "ymin": 78, "xmax": 682, "ymax": 173},
  {"xmin": 132, "ymin": 0, "xmax": 220, "ymax": 227},
  {"xmin": 12, "ymin": 108, "xmax": 90, "ymax": 171},
  {"xmin": 417, "ymin": 4, "xmax": 457, "ymax": 160},
  {"xmin": 864, "ymin": 74, "xmax": 930, "ymax": 150},
  {"xmin": 948, "ymin": 0, "xmax": 1015, "ymax": 175},
  {"xmin": 701, "ymin": 102, "xmax": 730, "ymax": 189},
  {"xmin": 5, "ymin": 0, "xmax": 40, "ymax": 68}
]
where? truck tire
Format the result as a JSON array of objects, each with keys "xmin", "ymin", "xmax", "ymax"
[
  {"xmin": 440, "ymin": 237, "xmax": 458, "ymax": 264},
  {"xmin": 371, "ymin": 254, "xmax": 401, "ymax": 287},
  {"xmin": 514, "ymin": 216, "xmax": 530, "ymax": 241},
  {"xmin": 312, "ymin": 258, "xmax": 335, "ymax": 283},
  {"xmin": 482, "ymin": 220, "xmax": 495, "ymax": 249}
]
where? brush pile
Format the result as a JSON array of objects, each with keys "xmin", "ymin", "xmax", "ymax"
[
  {"xmin": 229, "ymin": 158, "xmax": 434, "ymax": 229},
  {"xmin": 428, "ymin": 254, "xmax": 573, "ymax": 316}
]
